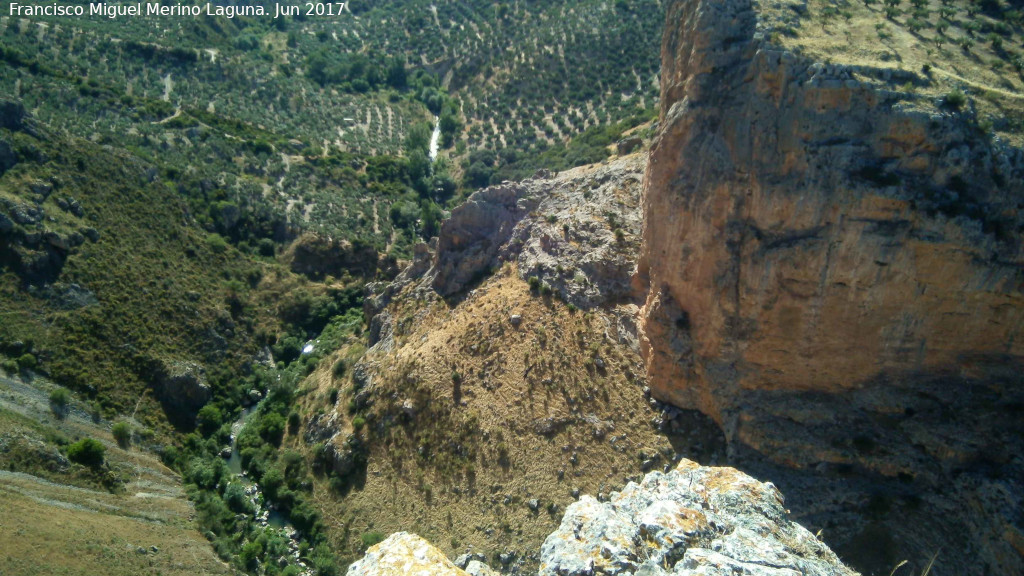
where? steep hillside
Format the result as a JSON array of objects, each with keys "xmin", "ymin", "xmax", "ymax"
[
  {"xmin": 0, "ymin": 98, "xmax": 383, "ymax": 570},
  {"xmin": 0, "ymin": 3, "xmax": 672, "ymax": 574},
  {"xmin": 0, "ymin": 371, "xmax": 231, "ymax": 576},
  {"xmin": 637, "ymin": 0, "xmax": 1023, "ymax": 574},
  {"xmin": 288, "ymin": 154, "xmax": 729, "ymax": 571},
  {"xmin": 2, "ymin": 2, "xmax": 1022, "ymax": 576},
  {"xmin": 1, "ymin": 102, "xmax": 268, "ymax": 426}
]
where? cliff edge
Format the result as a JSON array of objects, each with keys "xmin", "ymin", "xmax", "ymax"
[
  {"xmin": 347, "ymin": 459, "xmax": 857, "ymax": 576},
  {"xmin": 636, "ymin": 0, "xmax": 1023, "ymax": 574},
  {"xmin": 638, "ymin": 0, "xmax": 1022, "ymax": 418}
]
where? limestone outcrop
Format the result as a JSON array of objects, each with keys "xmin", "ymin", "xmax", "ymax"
[
  {"xmin": 0, "ymin": 190, "xmax": 94, "ymax": 285},
  {"xmin": 362, "ymin": 155, "xmax": 649, "ymax": 356},
  {"xmin": 422, "ymin": 155, "xmax": 647, "ymax": 309},
  {"xmin": 346, "ymin": 532, "xmax": 469, "ymax": 576},
  {"xmin": 285, "ymin": 233, "xmax": 380, "ymax": 280},
  {"xmin": 635, "ymin": 1, "xmax": 1024, "ymax": 574},
  {"xmin": 345, "ymin": 460, "xmax": 857, "ymax": 576},
  {"xmin": 150, "ymin": 359, "xmax": 210, "ymax": 424},
  {"xmin": 431, "ymin": 182, "xmax": 541, "ymax": 297},
  {"xmin": 538, "ymin": 458, "xmax": 855, "ymax": 576},
  {"xmin": 638, "ymin": 0, "xmax": 1023, "ymax": 419}
]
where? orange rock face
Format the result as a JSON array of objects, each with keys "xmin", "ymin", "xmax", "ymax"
[
  {"xmin": 636, "ymin": 2, "xmax": 1024, "ymax": 575},
  {"xmin": 637, "ymin": 0, "xmax": 1024, "ymax": 425}
]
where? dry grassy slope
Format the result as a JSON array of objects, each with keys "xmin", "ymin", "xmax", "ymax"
[
  {"xmin": 0, "ymin": 373, "xmax": 231, "ymax": 576},
  {"xmin": 286, "ymin": 153, "xmax": 735, "ymax": 568},
  {"xmin": 768, "ymin": 0, "xmax": 1024, "ymax": 145},
  {"xmin": 296, "ymin": 268, "xmax": 724, "ymax": 567},
  {"xmin": 0, "ymin": 480, "xmax": 232, "ymax": 576}
]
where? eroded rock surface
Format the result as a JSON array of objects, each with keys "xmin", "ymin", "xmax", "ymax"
[
  {"xmin": 346, "ymin": 461, "xmax": 856, "ymax": 576},
  {"xmin": 362, "ymin": 155, "xmax": 649, "ymax": 353},
  {"xmin": 426, "ymin": 154, "xmax": 647, "ymax": 309},
  {"xmin": 636, "ymin": 1, "xmax": 1024, "ymax": 574},
  {"xmin": 285, "ymin": 233, "xmax": 380, "ymax": 280},
  {"xmin": 639, "ymin": 0, "xmax": 1023, "ymax": 420},
  {"xmin": 150, "ymin": 359, "xmax": 210, "ymax": 424},
  {"xmin": 346, "ymin": 532, "xmax": 469, "ymax": 576},
  {"xmin": 538, "ymin": 459, "xmax": 855, "ymax": 576}
]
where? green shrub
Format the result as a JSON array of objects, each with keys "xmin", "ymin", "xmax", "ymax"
[
  {"xmin": 332, "ymin": 358, "xmax": 347, "ymax": 378},
  {"xmin": 187, "ymin": 456, "xmax": 226, "ymax": 489},
  {"xmin": 257, "ymin": 412, "xmax": 286, "ymax": 445},
  {"xmin": 49, "ymin": 387, "xmax": 70, "ymax": 408},
  {"xmin": 223, "ymin": 482, "xmax": 253, "ymax": 514},
  {"xmin": 112, "ymin": 421, "xmax": 132, "ymax": 448},
  {"xmin": 310, "ymin": 542, "xmax": 340, "ymax": 576},
  {"xmin": 49, "ymin": 388, "xmax": 71, "ymax": 418},
  {"xmin": 360, "ymin": 531, "xmax": 385, "ymax": 550},
  {"xmin": 196, "ymin": 404, "xmax": 223, "ymax": 436},
  {"xmin": 206, "ymin": 233, "xmax": 229, "ymax": 254},
  {"xmin": 88, "ymin": 401, "xmax": 102, "ymax": 423},
  {"xmin": 352, "ymin": 416, "xmax": 366, "ymax": 430},
  {"xmin": 238, "ymin": 539, "xmax": 264, "ymax": 571},
  {"xmin": 944, "ymin": 89, "xmax": 967, "ymax": 110},
  {"xmin": 16, "ymin": 353, "xmax": 37, "ymax": 370},
  {"xmin": 256, "ymin": 238, "xmax": 276, "ymax": 257},
  {"xmin": 67, "ymin": 438, "xmax": 105, "ymax": 467}
]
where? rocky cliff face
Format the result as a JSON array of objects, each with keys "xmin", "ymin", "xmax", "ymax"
[
  {"xmin": 639, "ymin": 0, "xmax": 1023, "ymax": 418},
  {"xmin": 538, "ymin": 458, "xmax": 855, "ymax": 576},
  {"xmin": 636, "ymin": 1, "xmax": 1024, "ymax": 574},
  {"xmin": 0, "ymin": 102, "xmax": 99, "ymax": 285},
  {"xmin": 328, "ymin": 155, "xmax": 712, "ymax": 572},
  {"xmin": 346, "ymin": 460, "xmax": 856, "ymax": 576},
  {"xmin": 430, "ymin": 156, "xmax": 646, "ymax": 309},
  {"xmin": 364, "ymin": 155, "xmax": 648, "ymax": 352}
]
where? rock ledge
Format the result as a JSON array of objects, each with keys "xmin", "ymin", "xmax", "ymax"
[{"xmin": 346, "ymin": 460, "xmax": 857, "ymax": 576}]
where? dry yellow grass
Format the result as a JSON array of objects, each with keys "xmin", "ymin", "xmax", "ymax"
[
  {"xmin": 770, "ymin": 0, "xmax": 1024, "ymax": 145},
  {"xmin": 0, "ymin": 479, "xmax": 232, "ymax": 576},
  {"xmin": 292, "ymin": 265, "xmax": 724, "ymax": 567},
  {"xmin": 0, "ymin": 376, "xmax": 231, "ymax": 576}
]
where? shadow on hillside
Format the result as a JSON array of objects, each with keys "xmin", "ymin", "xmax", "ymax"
[{"xmin": 722, "ymin": 358, "xmax": 1024, "ymax": 576}]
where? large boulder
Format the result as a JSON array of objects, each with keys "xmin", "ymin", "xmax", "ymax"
[
  {"xmin": 417, "ymin": 155, "xmax": 646, "ymax": 308},
  {"xmin": 151, "ymin": 359, "xmax": 211, "ymax": 424},
  {"xmin": 431, "ymin": 182, "xmax": 539, "ymax": 296},
  {"xmin": 537, "ymin": 459, "xmax": 857, "ymax": 576}
]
